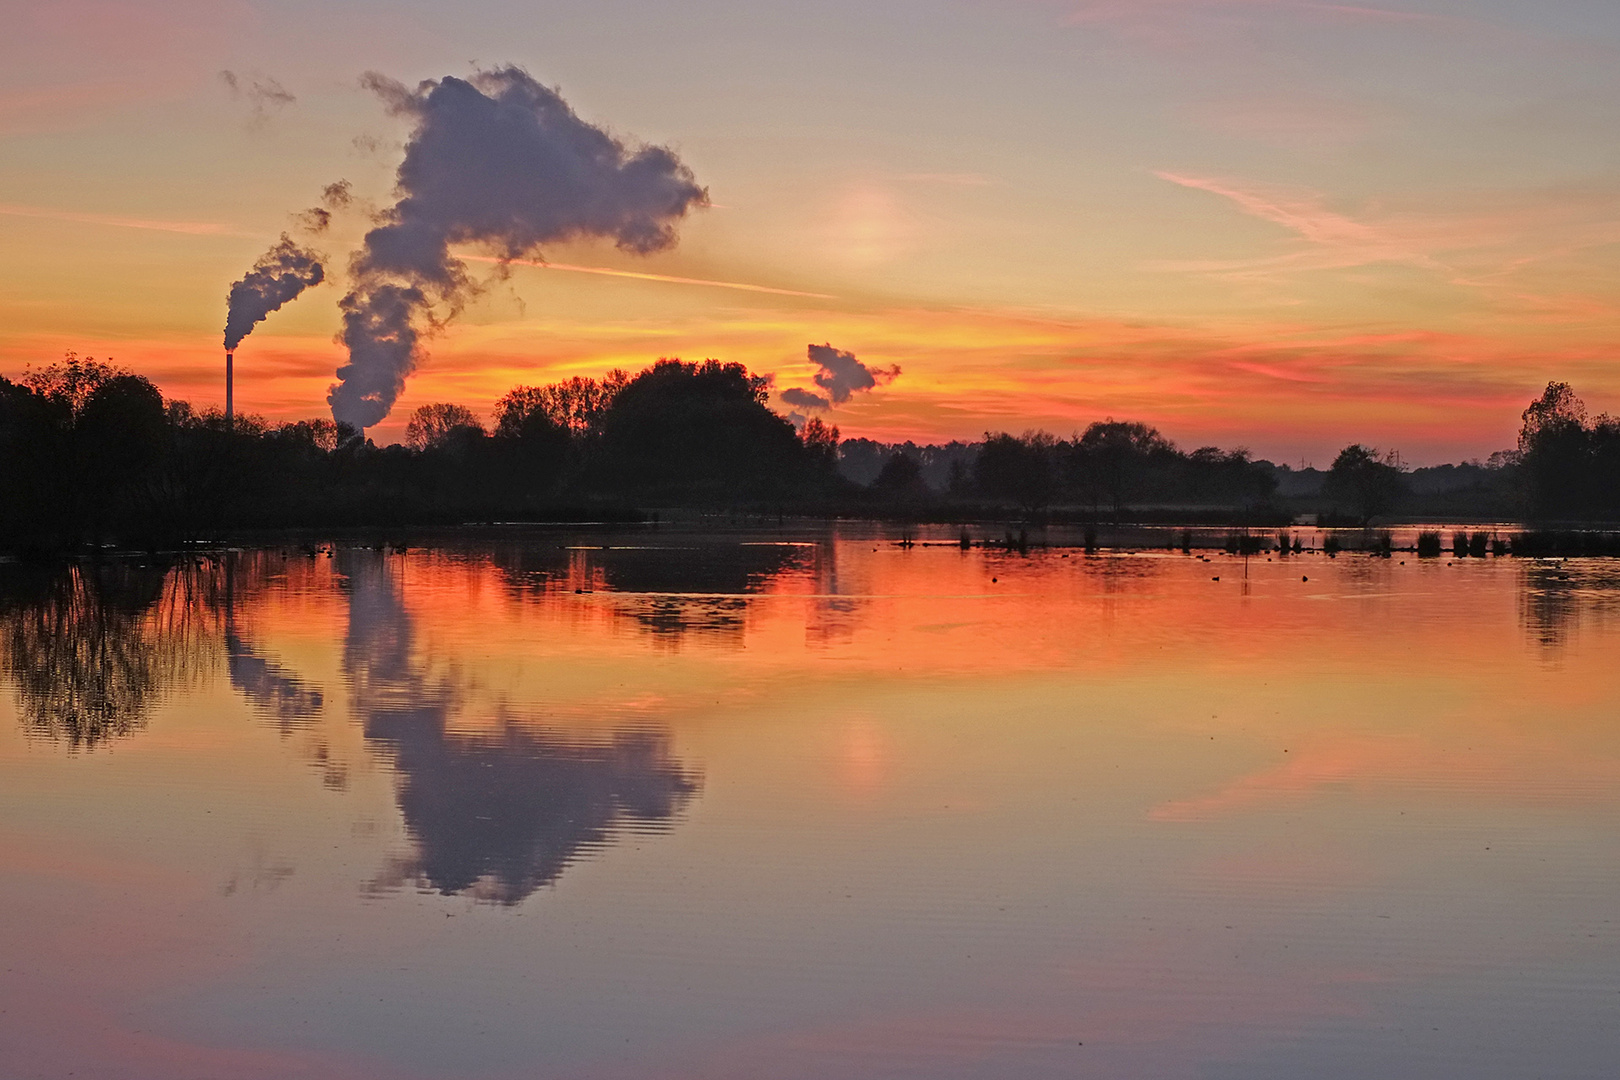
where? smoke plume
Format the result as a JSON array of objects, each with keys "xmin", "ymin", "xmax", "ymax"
[
  {"xmin": 295, "ymin": 180, "xmax": 354, "ymax": 234},
  {"xmin": 224, "ymin": 235, "xmax": 326, "ymax": 351},
  {"xmin": 220, "ymin": 71, "xmax": 296, "ymax": 127},
  {"xmin": 781, "ymin": 343, "xmax": 901, "ymax": 410},
  {"xmin": 330, "ymin": 67, "xmax": 709, "ymax": 430}
]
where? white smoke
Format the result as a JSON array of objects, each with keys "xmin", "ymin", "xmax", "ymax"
[
  {"xmin": 780, "ymin": 343, "xmax": 900, "ymax": 411},
  {"xmin": 329, "ymin": 67, "xmax": 709, "ymax": 430},
  {"xmin": 224, "ymin": 236, "xmax": 325, "ymax": 352}
]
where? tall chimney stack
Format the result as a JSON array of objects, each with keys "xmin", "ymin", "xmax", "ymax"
[{"xmin": 225, "ymin": 350, "xmax": 234, "ymax": 431}]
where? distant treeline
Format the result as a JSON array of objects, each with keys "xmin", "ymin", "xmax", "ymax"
[{"xmin": 0, "ymin": 354, "xmax": 1611, "ymax": 553}]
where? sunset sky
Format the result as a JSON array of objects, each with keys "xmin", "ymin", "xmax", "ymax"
[{"xmin": 4, "ymin": 0, "xmax": 1620, "ymax": 462}]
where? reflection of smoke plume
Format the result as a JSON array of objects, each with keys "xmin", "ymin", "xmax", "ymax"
[
  {"xmin": 224, "ymin": 235, "xmax": 326, "ymax": 351},
  {"xmin": 226, "ymin": 631, "xmax": 324, "ymax": 730},
  {"xmin": 781, "ymin": 343, "xmax": 900, "ymax": 410},
  {"xmin": 329, "ymin": 67, "xmax": 709, "ymax": 430},
  {"xmin": 338, "ymin": 550, "xmax": 700, "ymax": 904}
]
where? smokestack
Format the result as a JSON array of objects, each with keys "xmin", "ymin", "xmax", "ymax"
[{"xmin": 222, "ymin": 235, "xmax": 325, "ymax": 430}]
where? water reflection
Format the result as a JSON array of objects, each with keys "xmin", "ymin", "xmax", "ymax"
[
  {"xmin": 226, "ymin": 630, "xmax": 324, "ymax": 730},
  {"xmin": 1519, "ymin": 559, "xmax": 1620, "ymax": 651},
  {"xmin": 368, "ymin": 724, "xmax": 699, "ymax": 903},
  {"xmin": 10, "ymin": 540, "xmax": 1620, "ymax": 1078},
  {"xmin": 807, "ymin": 540, "xmax": 867, "ymax": 646},
  {"xmin": 1522, "ymin": 562, "xmax": 1579, "ymax": 650},
  {"xmin": 492, "ymin": 539, "xmax": 817, "ymax": 642},
  {"xmin": 592, "ymin": 541, "xmax": 813, "ymax": 642},
  {"xmin": 340, "ymin": 551, "xmax": 699, "ymax": 904},
  {"xmin": 0, "ymin": 560, "xmax": 217, "ymax": 748},
  {"xmin": 587, "ymin": 541, "xmax": 813, "ymax": 594}
]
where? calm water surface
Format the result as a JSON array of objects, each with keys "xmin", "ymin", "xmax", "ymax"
[{"xmin": 2, "ymin": 528, "xmax": 1618, "ymax": 1078}]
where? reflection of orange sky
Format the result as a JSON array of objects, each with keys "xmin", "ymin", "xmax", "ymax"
[
  {"xmin": 239, "ymin": 543, "xmax": 1620, "ymax": 819},
  {"xmin": 6, "ymin": 541, "xmax": 1620, "ymax": 1079}
]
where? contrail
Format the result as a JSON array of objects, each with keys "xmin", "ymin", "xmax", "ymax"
[
  {"xmin": 0, "ymin": 202, "xmax": 236, "ymax": 236},
  {"xmin": 463, "ymin": 253, "xmax": 835, "ymax": 299}
]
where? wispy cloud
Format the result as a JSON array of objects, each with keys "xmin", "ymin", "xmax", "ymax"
[
  {"xmin": 1151, "ymin": 171, "xmax": 1444, "ymax": 275},
  {"xmin": 1150, "ymin": 170, "xmax": 1620, "ymax": 312},
  {"xmin": 219, "ymin": 70, "xmax": 296, "ymax": 128},
  {"xmin": 1067, "ymin": 0, "xmax": 1434, "ymax": 26}
]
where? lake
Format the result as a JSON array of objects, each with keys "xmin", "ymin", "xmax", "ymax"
[{"xmin": 2, "ymin": 526, "xmax": 1618, "ymax": 1079}]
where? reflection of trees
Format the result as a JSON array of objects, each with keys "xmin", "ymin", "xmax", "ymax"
[
  {"xmin": 590, "ymin": 542, "xmax": 811, "ymax": 594},
  {"xmin": 1522, "ymin": 564, "xmax": 1577, "ymax": 650},
  {"xmin": 490, "ymin": 543, "xmax": 572, "ymax": 598},
  {"xmin": 0, "ymin": 551, "xmax": 334, "ymax": 754},
  {"xmin": 592, "ymin": 541, "xmax": 811, "ymax": 642},
  {"xmin": 495, "ymin": 539, "xmax": 817, "ymax": 643},
  {"xmin": 340, "ymin": 551, "xmax": 699, "ymax": 904},
  {"xmin": 0, "ymin": 561, "xmax": 218, "ymax": 748},
  {"xmin": 806, "ymin": 540, "xmax": 865, "ymax": 647},
  {"xmin": 1519, "ymin": 561, "xmax": 1620, "ymax": 652}
]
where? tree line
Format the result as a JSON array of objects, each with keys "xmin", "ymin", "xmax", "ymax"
[{"xmin": 0, "ymin": 353, "xmax": 1610, "ymax": 553}]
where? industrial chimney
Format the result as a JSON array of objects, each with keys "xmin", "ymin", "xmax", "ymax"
[{"xmin": 225, "ymin": 350, "xmax": 234, "ymax": 430}]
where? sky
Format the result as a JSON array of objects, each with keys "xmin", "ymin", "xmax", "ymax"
[{"xmin": 2, "ymin": 0, "xmax": 1620, "ymax": 463}]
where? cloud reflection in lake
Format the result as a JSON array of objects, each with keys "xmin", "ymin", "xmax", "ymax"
[{"xmin": 338, "ymin": 550, "xmax": 700, "ymax": 903}]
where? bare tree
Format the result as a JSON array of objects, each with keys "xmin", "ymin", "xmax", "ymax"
[{"xmin": 405, "ymin": 403, "xmax": 484, "ymax": 451}]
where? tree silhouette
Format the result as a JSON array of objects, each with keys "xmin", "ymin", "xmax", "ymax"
[
  {"xmin": 5, "ymin": 356, "xmax": 167, "ymax": 546},
  {"xmin": 800, "ymin": 416, "xmax": 840, "ymax": 474},
  {"xmin": 1071, "ymin": 420, "xmax": 1175, "ymax": 512},
  {"xmin": 596, "ymin": 358, "xmax": 813, "ymax": 501},
  {"xmin": 405, "ymin": 403, "xmax": 484, "ymax": 451},
  {"xmin": 1514, "ymin": 381, "xmax": 1620, "ymax": 519},
  {"xmin": 976, "ymin": 432, "xmax": 1056, "ymax": 513},
  {"xmin": 495, "ymin": 371, "xmax": 628, "ymax": 439},
  {"xmin": 1322, "ymin": 444, "xmax": 1407, "ymax": 524},
  {"xmin": 872, "ymin": 450, "xmax": 928, "ymax": 501}
]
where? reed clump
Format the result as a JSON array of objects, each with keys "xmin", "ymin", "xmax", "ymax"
[
  {"xmin": 1416, "ymin": 531, "xmax": 1442, "ymax": 557},
  {"xmin": 1224, "ymin": 532, "xmax": 1263, "ymax": 555}
]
